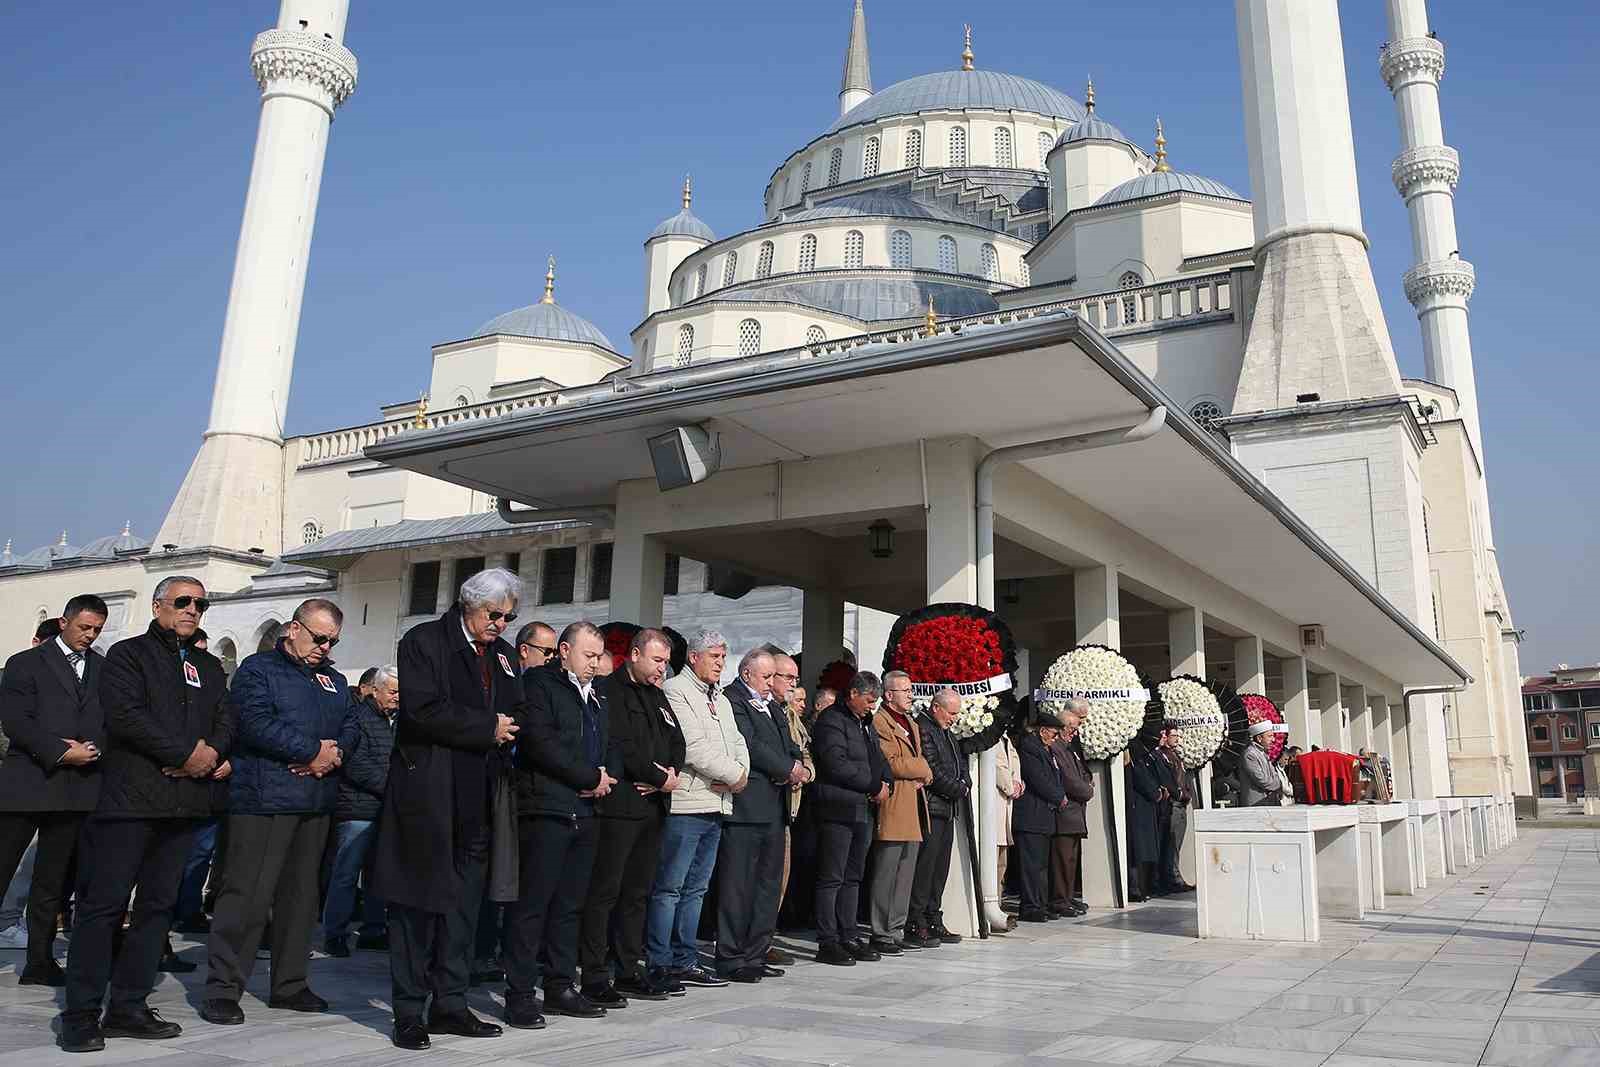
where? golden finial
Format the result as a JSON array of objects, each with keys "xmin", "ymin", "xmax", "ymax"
[
  {"xmin": 923, "ymin": 295, "xmax": 939, "ymax": 337},
  {"xmin": 1085, "ymin": 75, "xmax": 1095, "ymax": 114},
  {"xmin": 413, "ymin": 393, "xmax": 429, "ymax": 429},
  {"xmin": 1153, "ymin": 117, "xmax": 1170, "ymax": 172},
  {"xmin": 682, "ymin": 173, "xmax": 693, "ymax": 211},
  {"xmin": 541, "ymin": 255, "xmax": 556, "ymax": 305},
  {"xmin": 961, "ymin": 25, "xmax": 974, "ymax": 71}
]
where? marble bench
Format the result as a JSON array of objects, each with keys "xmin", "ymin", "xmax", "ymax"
[
  {"xmin": 1194, "ymin": 806, "xmax": 1362, "ymax": 942},
  {"xmin": 1358, "ymin": 802, "xmax": 1412, "ymax": 908},
  {"xmin": 1405, "ymin": 798, "xmax": 1443, "ymax": 887}
]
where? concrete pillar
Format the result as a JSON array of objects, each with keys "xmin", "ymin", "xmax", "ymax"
[
  {"xmin": 1233, "ymin": 635, "xmax": 1266, "ymax": 694},
  {"xmin": 801, "ymin": 589, "xmax": 846, "ymax": 692},
  {"xmin": 434, "ymin": 558, "xmax": 455, "ymax": 615},
  {"xmin": 1317, "ymin": 673, "xmax": 1346, "ymax": 751},
  {"xmin": 1390, "ymin": 702, "xmax": 1414, "ymax": 798},
  {"xmin": 1074, "ymin": 565, "xmax": 1120, "ymax": 649},
  {"xmin": 1347, "ymin": 683, "xmax": 1372, "ymax": 753},
  {"xmin": 923, "ymin": 437, "xmax": 978, "ymax": 604},
  {"xmin": 1168, "ymin": 607, "xmax": 1206, "ymax": 677},
  {"xmin": 608, "ymin": 523, "xmax": 666, "ymax": 628},
  {"xmin": 1370, "ymin": 696, "xmax": 1392, "ymax": 758},
  {"xmin": 1406, "ymin": 692, "xmax": 1450, "ymax": 798},
  {"xmin": 1281, "ymin": 655, "xmax": 1319, "ymax": 750}
]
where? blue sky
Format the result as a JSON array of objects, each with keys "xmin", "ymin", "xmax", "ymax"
[{"xmin": 1, "ymin": 1, "xmax": 1594, "ymax": 671}]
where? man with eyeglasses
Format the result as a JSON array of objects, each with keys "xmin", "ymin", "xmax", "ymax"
[
  {"xmin": 61, "ymin": 577, "xmax": 237, "ymax": 1053},
  {"xmin": 516, "ymin": 621, "xmax": 558, "ymax": 674},
  {"xmin": 200, "ymin": 598, "xmax": 348, "ymax": 1027}
]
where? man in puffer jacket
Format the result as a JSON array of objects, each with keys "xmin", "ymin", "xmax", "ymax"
[
  {"xmin": 321, "ymin": 664, "xmax": 398, "ymax": 957},
  {"xmin": 200, "ymin": 599, "xmax": 349, "ymax": 1027}
]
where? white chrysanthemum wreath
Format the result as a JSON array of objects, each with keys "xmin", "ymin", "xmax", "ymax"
[
  {"xmin": 1035, "ymin": 644, "xmax": 1149, "ymax": 761},
  {"xmin": 1158, "ymin": 676, "xmax": 1226, "ymax": 769}
]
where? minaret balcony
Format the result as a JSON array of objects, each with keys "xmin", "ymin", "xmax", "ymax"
[
  {"xmin": 1392, "ymin": 145, "xmax": 1460, "ymax": 198},
  {"xmin": 1403, "ymin": 258, "xmax": 1476, "ymax": 310},
  {"xmin": 250, "ymin": 28, "xmax": 359, "ymax": 113},
  {"xmin": 1379, "ymin": 36, "xmax": 1445, "ymax": 91}
]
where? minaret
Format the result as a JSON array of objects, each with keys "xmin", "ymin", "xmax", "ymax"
[
  {"xmin": 156, "ymin": 1, "xmax": 357, "ymax": 554},
  {"xmin": 1231, "ymin": 0, "xmax": 1403, "ymax": 412},
  {"xmin": 1381, "ymin": 0, "xmax": 1482, "ymax": 453},
  {"xmin": 839, "ymin": 0, "xmax": 872, "ymax": 116}
]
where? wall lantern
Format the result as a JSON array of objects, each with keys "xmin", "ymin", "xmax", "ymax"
[
  {"xmin": 1001, "ymin": 578, "xmax": 1022, "ymax": 605},
  {"xmin": 867, "ymin": 519, "xmax": 896, "ymax": 559}
]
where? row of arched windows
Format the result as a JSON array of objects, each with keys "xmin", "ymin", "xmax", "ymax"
[
  {"xmin": 671, "ymin": 319, "xmax": 831, "ymax": 365},
  {"xmin": 779, "ymin": 124, "xmax": 1047, "ymax": 208}
]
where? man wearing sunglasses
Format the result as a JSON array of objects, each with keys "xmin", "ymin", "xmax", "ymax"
[
  {"xmin": 515, "ymin": 621, "xmax": 558, "ymax": 674},
  {"xmin": 61, "ymin": 577, "xmax": 237, "ymax": 1053},
  {"xmin": 200, "ymin": 598, "xmax": 348, "ymax": 1027}
]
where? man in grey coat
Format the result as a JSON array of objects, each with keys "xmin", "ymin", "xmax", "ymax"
[{"xmin": 1238, "ymin": 722, "xmax": 1281, "ymax": 807}]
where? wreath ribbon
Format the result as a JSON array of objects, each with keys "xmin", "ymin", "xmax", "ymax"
[
  {"xmin": 1033, "ymin": 686, "xmax": 1152, "ymax": 703},
  {"xmin": 909, "ymin": 674, "xmax": 1013, "ymax": 699}
]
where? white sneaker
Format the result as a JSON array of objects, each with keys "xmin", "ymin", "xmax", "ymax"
[{"xmin": 0, "ymin": 924, "xmax": 27, "ymax": 950}]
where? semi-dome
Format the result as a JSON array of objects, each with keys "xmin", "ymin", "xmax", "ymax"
[
  {"xmin": 781, "ymin": 191, "xmax": 969, "ymax": 225},
  {"xmin": 475, "ymin": 302, "xmax": 617, "ymax": 352},
  {"xmin": 1056, "ymin": 114, "xmax": 1137, "ymax": 149},
  {"xmin": 828, "ymin": 70, "xmax": 1085, "ymax": 134},
  {"xmin": 649, "ymin": 208, "xmax": 716, "ymax": 243},
  {"xmin": 1093, "ymin": 170, "xmax": 1245, "ymax": 207}
]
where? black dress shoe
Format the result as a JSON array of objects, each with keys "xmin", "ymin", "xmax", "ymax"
[
  {"xmin": 19, "ymin": 960, "xmax": 66, "ymax": 986},
  {"xmin": 845, "ymin": 939, "xmax": 881, "ymax": 962},
  {"xmin": 672, "ymin": 965, "xmax": 729, "ymax": 987},
  {"xmin": 428, "ymin": 1009, "xmax": 503, "ymax": 1038},
  {"xmin": 580, "ymin": 983, "xmax": 628, "ymax": 1008},
  {"xmin": 930, "ymin": 924, "xmax": 962, "ymax": 944},
  {"xmin": 504, "ymin": 996, "xmax": 546, "ymax": 1030},
  {"xmin": 615, "ymin": 974, "xmax": 671, "ymax": 1001},
  {"xmin": 765, "ymin": 947, "xmax": 795, "ymax": 966},
  {"xmin": 356, "ymin": 931, "xmax": 390, "ymax": 951},
  {"xmin": 903, "ymin": 926, "xmax": 937, "ymax": 949},
  {"xmin": 814, "ymin": 942, "xmax": 856, "ymax": 966},
  {"xmin": 868, "ymin": 936, "xmax": 904, "ymax": 955},
  {"xmin": 1018, "ymin": 909, "xmax": 1052, "ymax": 923},
  {"xmin": 268, "ymin": 988, "xmax": 329, "ymax": 1013},
  {"xmin": 102, "ymin": 1007, "xmax": 182, "ymax": 1040},
  {"xmin": 644, "ymin": 967, "xmax": 686, "ymax": 996},
  {"xmin": 1066, "ymin": 902, "xmax": 1088, "ymax": 916},
  {"xmin": 759, "ymin": 964, "xmax": 785, "ymax": 978},
  {"xmin": 323, "ymin": 937, "xmax": 350, "ymax": 958},
  {"xmin": 58, "ymin": 1015, "xmax": 104, "ymax": 1054},
  {"xmin": 545, "ymin": 986, "xmax": 606, "ymax": 1018},
  {"xmin": 159, "ymin": 940, "xmax": 198, "ymax": 973},
  {"xmin": 393, "ymin": 1018, "xmax": 431, "ymax": 1050},
  {"xmin": 200, "ymin": 998, "xmax": 245, "ymax": 1026},
  {"xmin": 723, "ymin": 965, "xmax": 763, "ymax": 983}
]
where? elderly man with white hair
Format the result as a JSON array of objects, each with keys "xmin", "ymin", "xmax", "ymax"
[
  {"xmin": 322, "ymin": 664, "xmax": 400, "ymax": 957},
  {"xmin": 907, "ymin": 688, "xmax": 970, "ymax": 947},
  {"xmin": 371, "ymin": 568, "xmax": 523, "ymax": 1051},
  {"xmin": 649, "ymin": 630, "xmax": 748, "ymax": 992}
]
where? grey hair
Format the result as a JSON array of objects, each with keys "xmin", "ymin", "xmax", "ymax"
[
  {"xmin": 849, "ymin": 670, "xmax": 881, "ymax": 697},
  {"xmin": 1063, "ymin": 697, "xmax": 1090, "ymax": 719},
  {"xmin": 371, "ymin": 664, "xmax": 399, "ymax": 688},
  {"xmin": 688, "ymin": 628, "xmax": 728, "ymax": 655},
  {"xmin": 738, "ymin": 648, "xmax": 775, "ymax": 676},
  {"xmin": 932, "ymin": 688, "xmax": 962, "ymax": 710},
  {"xmin": 883, "ymin": 670, "xmax": 911, "ymax": 689},
  {"xmin": 153, "ymin": 575, "xmax": 204, "ymax": 602},
  {"xmin": 459, "ymin": 567, "xmax": 522, "ymax": 609}
]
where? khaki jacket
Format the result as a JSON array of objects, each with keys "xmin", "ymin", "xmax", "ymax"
[
  {"xmin": 873, "ymin": 709, "xmax": 932, "ymax": 842},
  {"xmin": 663, "ymin": 669, "xmax": 749, "ymax": 816}
]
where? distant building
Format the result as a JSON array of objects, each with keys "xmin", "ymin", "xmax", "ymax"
[{"xmin": 1522, "ymin": 664, "xmax": 1600, "ymax": 798}]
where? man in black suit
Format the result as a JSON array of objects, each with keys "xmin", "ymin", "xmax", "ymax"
[
  {"xmin": 504, "ymin": 620, "xmax": 618, "ymax": 1028},
  {"xmin": 0, "ymin": 595, "xmax": 109, "ymax": 986},
  {"xmin": 369, "ymin": 568, "xmax": 523, "ymax": 1051},
  {"xmin": 1013, "ymin": 711, "xmax": 1067, "ymax": 923},
  {"xmin": 908, "ymin": 688, "xmax": 970, "ymax": 947}
]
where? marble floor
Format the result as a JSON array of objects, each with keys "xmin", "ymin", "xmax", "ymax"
[{"xmin": 1, "ymin": 827, "xmax": 1595, "ymax": 1065}]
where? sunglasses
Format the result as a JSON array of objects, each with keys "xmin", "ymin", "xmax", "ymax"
[
  {"xmin": 164, "ymin": 595, "xmax": 210, "ymax": 614},
  {"xmin": 523, "ymin": 644, "xmax": 556, "ymax": 658},
  {"xmin": 299, "ymin": 625, "xmax": 340, "ymax": 648},
  {"xmin": 483, "ymin": 610, "xmax": 518, "ymax": 624}
]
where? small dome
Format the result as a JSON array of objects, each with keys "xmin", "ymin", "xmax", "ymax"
[
  {"xmin": 1056, "ymin": 114, "xmax": 1136, "ymax": 149},
  {"xmin": 79, "ymin": 526, "xmax": 150, "ymax": 560},
  {"xmin": 474, "ymin": 302, "xmax": 618, "ymax": 352},
  {"xmin": 780, "ymin": 191, "xmax": 968, "ymax": 225},
  {"xmin": 1093, "ymin": 170, "xmax": 1246, "ymax": 207},
  {"xmin": 828, "ymin": 70, "xmax": 1085, "ymax": 134},
  {"xmin": 648, "ymin": 208, "xmax": 716, "ymax": 243}
]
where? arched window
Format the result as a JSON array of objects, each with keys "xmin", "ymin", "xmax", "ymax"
[
  {"xmin": 863, "ymin": 136, "xmax": 880, "ymax": 177},
  {"xmin": 980, "ymin": 243, "xmax": 1000, "ymax": 282},
  {"xmin": 1189, "ymin": 399, "xmax": 1225, "ymax": 428},
  {"xmin": 676, "ymin": 324, "xmax": 694, "ymax": 365},
  {"xmin": 949, "ymin": 126, "xmax": 967, "ymax": 166},
  {"xmin": 806, "ymin": 325, "xmax": 826, "ymax": 345},
  {"xmin": 1019, "ymin": 259, "xmax": 1032, "ymax": 286},
  {"xmin": 889, "ymin": 229, "xmax": 913, "ymax": 268},
  {"xmin": 798, "ymin": 233, "xmax": 817, "ymax": 272},
  {"xmin": 738, "ymin": 318, "xmax": 761, "ymax": 356},
  {"xmin": 1119, "ymin": 270, "xmax": 1142, "ymax": 324},
  {"xmin": 937, "ymin": 235, "xmax": 958, "ymax": 273},
  {"xmin": 905, "ymin": 128, "xmax": 923, "ymax": 168},
  {"xmin": 756, "ymin": 241, "xmax": 774, "ymax": 278},
  {"xmin": 844, "ymin": 230, "xmax": 864, "ymax": 269},
  {"xmin": 827, "ymin": 147, "xmax": 843, "ymax": 185},
  {"xmin": 693, "ymin": 263, "xmax": 708, "ymax": 298},
  {"xmin": 1038, "ymin": 131, "xmax": 1054, "ymax": 168},
  {"xmin": 722, "ymin": 250, "xmax": 738, "ymax": 288},
  {"xmin": 995, "ymin": 127, "xmax": 1014, "ymax": 168},
  {"xmin": 801, "ymin": 161, "xmax": 812, "ymax": 193},
  {"xmin": 302, "ymin": 522, "xmax": 321, "ymax": 546},
  {"xmin": 453, "ymin": 394, "xmax": 470, "ymax": 408}
]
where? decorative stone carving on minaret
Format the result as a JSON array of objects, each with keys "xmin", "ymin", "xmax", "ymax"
[{"xmin": 250, "ymin": 28, "xmax": 358, "ymax": 113}]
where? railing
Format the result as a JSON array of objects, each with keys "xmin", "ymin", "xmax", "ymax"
[{"xmin": 294, "ymin": 391, "xmax": 576, "ymax": 467}]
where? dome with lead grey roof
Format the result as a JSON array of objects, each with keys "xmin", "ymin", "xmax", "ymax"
[
  {"xmin": 828, "ymin": 70, "xmax": 1086, "ymax": 133},
  {"xmin": 1093, "ymin": 170, "xmax": 1245, "ymax": 207}
]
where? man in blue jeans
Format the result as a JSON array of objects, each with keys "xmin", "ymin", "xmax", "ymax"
[
  {"xmin": 323, "ymin": 665, "xmax": 398, "ymax": 956},
  {"xmin": 648, "ymin": 630, "xmax": 748, "ymax": 991}
]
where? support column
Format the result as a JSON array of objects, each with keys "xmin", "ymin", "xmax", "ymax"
[
  {"xmin": 1074, "ymin": 566, "xmax": 1120, "ymax": 648},
  {"xmin": 1281, "ymin": 655, "xmax": 1318, "ymax": 750},
  {"xmin": 1370, "ymin": 696, "xmax": 1392, "ymax": 758},
  {"xmin": 1317, "ymin": 673, "xmax": 1346, "ymax": 751},
  {"xmin": 1168, "ymin": 607, "xmax": 1205, "ymax": 677},
  {"xmin": 1390, "ymin": 703, "xmax": 1414, "ymax": 798},
  {"xmin": 1075, "ymin": 562, "xmax": 1126, "ymax": 908},
  {"xmin": 1347, "ymin": 683, "xmax": 1372, "ymax": 753},
  {"xmin": 801, "ymin": 589, "xmax": 846, "ymax": 692},
  {"xmin": 434, "ymin": 559, "xmax": 455, "ymax": 615},
  {"xmin": 1233, "ymin": 635, "xmax": 1266, "ymax": 694},
  {"xmin": 607, "ymin": 522, "xmax": 666, "ymax": 628}
]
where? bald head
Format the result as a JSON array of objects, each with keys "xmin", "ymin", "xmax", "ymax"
[{"xmin": 930, "ymin": 688, "xmax": 961, "ymax": 729}]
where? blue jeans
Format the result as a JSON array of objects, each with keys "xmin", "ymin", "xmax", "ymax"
[
  {"xmin": 321, "ymin": 820, "xmax": 384, "ymax": 942},
  {"xmin": 175, "ymin": 820, "xmax": 218, "ymax": 925},
  {"xmin": 645, "ymin": 814, "xmax": 721, "ymax": 972}
]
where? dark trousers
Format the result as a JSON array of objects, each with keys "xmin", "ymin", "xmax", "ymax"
[
  {"xmin": 1162, "ymin": 803, "xmax": 1188, "ymax": 888},
  {"xmin": 65, "ymin": 817, "xmax": 198, "ymax": 1018},
  {"xmin": 909, "ymin": 814, "xmax": 954, "ymax": 929},
  {"xmin": 578, "ymin": 813, "xmax": 664, "ymax": 984},
  {"xmin": 504, "ymin": 815, "xmax": 598, "ymax": 999},
  {"xmin": 813, "ymin": 819, "xmax": 869, "ymax": 947},
  {"xmin": 1154, "ymin": 799, "xmax": 1173, "ymax": 887},
  {"xmin": 1015, "ymin": 831, "xmax": 1051, "ymax": 914},
  {"xmin": 1049, "ymin": 834, "xmax": 1081, "ymax": 908},
  {"xmin": 0, "ymin": 810, "xmax": 84, "ymax": 969},
  {"xmin": 204, "ymin": 812, "xmax": 330, "ymax": 1002},
  {"xmin": 388, "ymin": 828, "xmax": 488, "ymax": 1022},
  {"xmin": 715, "ymin": 820, "xmax": 784, "ymax": 972}
]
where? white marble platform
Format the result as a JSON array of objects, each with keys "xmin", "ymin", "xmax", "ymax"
[
  {"xmin": 1404, "ymin": 797, "xmax": 1443, "ymax": 887},
  {"xmin": 1357, "ymin": 802, "xmax": 1412, "ymax": 908},
  {"xmin": 1194, "ymin": 806, "xmax": 1362, "ymax": 941}
]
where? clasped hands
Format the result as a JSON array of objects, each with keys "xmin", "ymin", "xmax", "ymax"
[
  {"xmin": 579, "ymin": 765, "xmax": 618, "ymax": 799},
  {"xmin": 635, "ymin": 764, "xmax": 681, "ymax": 796},
  {"xmin": 161, "ymin": 739, "xmax": 230, "ymax": 780},
  {"xmin": 58, "ymin": 738, "xmax": 100, "ymax": 766},
  {"xmin": 289, "ymin": 739, "xmax": 342, "ymax": 778}
]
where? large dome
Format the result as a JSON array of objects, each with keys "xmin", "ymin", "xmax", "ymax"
[
  {"xmin": 474, "ymin": 302, "xmax": 618, "ymax": 352},
  {"xmin": 780, "ymin": 190, "xmax": 969, "ymax": 225},
  {"xmin": 827, "ymin": 70, "xmax": 1085, "ymax": 134}
]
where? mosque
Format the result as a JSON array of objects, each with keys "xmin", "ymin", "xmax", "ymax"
[{"xmin": 0, "ymin": 0, "xmax": 1528, "ymax": 848}]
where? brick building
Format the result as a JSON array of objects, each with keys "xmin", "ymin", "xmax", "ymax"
[{"xmin": 1523, "ymin": 664, "xmax": 1600, "ymax": 798}]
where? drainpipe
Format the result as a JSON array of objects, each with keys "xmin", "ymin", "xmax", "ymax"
[
  {"xmin": 1401, "ymin": 679, "xmax": 1473, "ymax": 799},
  {"xmin": 969, "ymin": 405, "xmax": 1168, "ymax": 933},
  {"xmin": 497, "ymin": 499, "xmax": 616, "ymax": 528}
]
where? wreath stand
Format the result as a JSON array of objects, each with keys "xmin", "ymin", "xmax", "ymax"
[{"xmin": 1081, "ymin": 758, "xmax": 1128, "ymax": 908}]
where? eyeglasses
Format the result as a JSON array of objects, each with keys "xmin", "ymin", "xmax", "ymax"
[
  {"xmin": 483, "ymin": 610, "xmax": 518, "ymax": 624},
  {"xmin": 523, "ymin": 644, "xmax": 555, "ymax": 658},
  {"xmin": 299, "ymin": 624, "xmax": 340, "ymax": 648},
  {"xmin": 163, "ymin": 595, "xmax": 210, "ymax": 614},
  {"xmin": 775, "ymin": 672, "xmax": 799, "ymax": 682},
  {"xmin": 886, "ymin": 687, "xmax": 913, "ymax": 695}
]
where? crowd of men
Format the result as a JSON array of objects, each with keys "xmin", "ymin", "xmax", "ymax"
[{"xmin": 0, "ymin": 569, "xmax": 990, "ymax": 1053}]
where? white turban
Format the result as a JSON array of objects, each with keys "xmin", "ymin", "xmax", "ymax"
[{"xmin": 1248, "ymin": 720, "xmax": 1275, "ymax": 737}]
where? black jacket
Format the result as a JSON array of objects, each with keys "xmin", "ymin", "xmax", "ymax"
[
  {"xmin": 96, "ymin": 621, "xmax": 236, "ymax": 819},
  {"xmin": 335, "ymin": 696, "xmax": 395, "ymax": 821},
  {"xmin": 809, "ymin": 705, "xmax": 891, "ymax": 824},
  {"xmin": 0, "ymin": 641, "xmax": 107, "ymax": 812},
  {"xmin": 596, "ymin": 670, "xmax": 685, "ymax": 820},
  {"xmin": 916, "ymin": 711, "xmax": 970, "ymax": 820},
  {"xmin": 516, "ymin": 662, "xmax": 613, "ymax": 820},
  {"xmin": 370, "ymin": 607, "xmax": 521, "ymax": 914},
  {"xmin": 1012, "ymin": 732, "xmax": 1066, "ymax": 836},
  {"xmin": 1125, "ymin": 743, "xmax": 1164, "ymax": 864},
  {"xmin": 725, "ymin": 681, "xmax": 802, "ymax": 826},
  {"xmin": 1051, "ymin": 736, "xmax": 1093, "ymax": 837}
]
